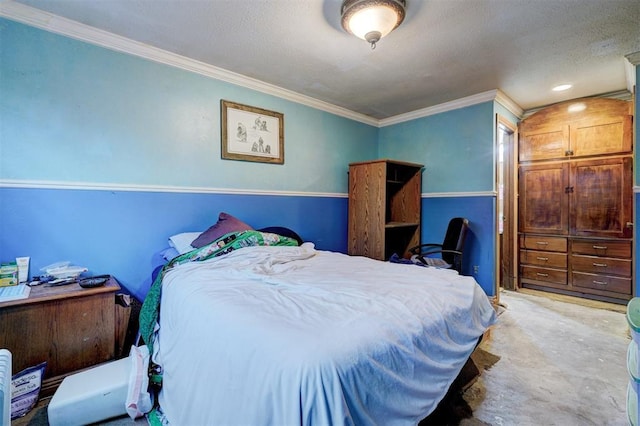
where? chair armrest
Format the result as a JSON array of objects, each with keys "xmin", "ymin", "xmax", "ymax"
[
  {"xmin": 420, "ymin": 249, "xmax": 462, "ymax": 257},
  {"xmin": 409, "ymin": 243, "xmax": 443, "ymax": 255},
  {"xmin": 413, "ymin": 249, "xmax": 464, "ymax": 273}
]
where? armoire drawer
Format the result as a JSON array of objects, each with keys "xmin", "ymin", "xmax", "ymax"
[
  {"xmin": 571, "ymin": 255, "xmax": 631, "ymax": 277},
  {"xmin": 521, "ymin": 265, "xmax": 567, "ymax": 285},
  {"xmin": 520, "ymin": 235, "xmax": 567, "ymax": 253},
  {"xmin": 572, "ymin": 272, "xmax": 631, "ymax": 295},
  {"xmin": 520, "ymin": 250, "xmax": 567, "ymax": 269},
  {"xmin": 571, "ymin": 239, "xmax": 631, "ymax": 258}
]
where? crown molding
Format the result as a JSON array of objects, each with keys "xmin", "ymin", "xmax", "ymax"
[
  {"xmin": 379, "ymin": 90, "xmax": 523, "ymax": 127},
  {"xmin": 0, "ymin": 1, "xmax": 379, "ymax": 127},
  {"xmin": 494, "ymin": 90, "xmax": 524, "ymax": 118},
  {"xmin": 1, "ymin": 1, "xmax": 527, "ymax": 130},
  {"xmin": 625, "ymin": 54, "xmax": 638, "ymax": 94},
  {"xmin": 522, "ymin": 89, "xmax": 634, "ymax": 118},
  {"xmin": 379, "ymin": 91, "xmax": 497, "ymax": 126},
  {"xmin": 626, "ymin": 51, "xmax": 640, "ymax": 66}
]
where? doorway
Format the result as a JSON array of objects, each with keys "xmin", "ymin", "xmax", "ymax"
[{"xmin": 496, "ymin": 115, "xmax": 517, "ymax": 293}]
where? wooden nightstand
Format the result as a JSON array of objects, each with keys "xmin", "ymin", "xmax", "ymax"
[{"xmin": 0, "ymin": 276, "xmax": 123, "ymax": 396}]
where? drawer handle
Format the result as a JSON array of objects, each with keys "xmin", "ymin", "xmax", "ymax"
[
  {"xmin": 536, "ymin": 273, "xmax": 549, "ymax": 277},
  {"xmin": 592, "ymin": 245, "xmax": 608, "ymax": 250},
  {"xmin": 536, "ymin": 257, "xmax": 549, "ymax": 261},
  {"xmin": 592, "ymin": 262, "xmax": 608, "ymax": 268},
  {"xmin": 593, "ymin": 280, "xmax": 607, "ymax": 286},
  {"xmin": 535, "ymin": 241, "xmax": 549, "ymax": 246}
]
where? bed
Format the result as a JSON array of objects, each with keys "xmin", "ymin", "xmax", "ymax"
[{"xmin": 138, "ymin": 226, "xmax": 496, "ymax": 426}]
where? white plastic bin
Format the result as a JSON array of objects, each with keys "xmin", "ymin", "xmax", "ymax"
[
  {"xmin": 47, "ymin": 357, "xmax": 130, "ymax": 426},
  {"xmin": 628, "ymin": 382, "xmax": 638, "ymax": 426},
  {"xmin": 629, "ymin": 342, "xmax": 640, "ymax": 386},
  {"xmin": 627, "ymin": 298, "xmax": 640, "ymax": 426}
]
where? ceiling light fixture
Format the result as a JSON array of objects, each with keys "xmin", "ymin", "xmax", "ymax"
[
  {"xmin": 341, "ymin": 0, "xmax": 406, "ymax": 50},
  {"xmin": 552, "ymin": 84, "xmax": 572, "ymax": 92}
]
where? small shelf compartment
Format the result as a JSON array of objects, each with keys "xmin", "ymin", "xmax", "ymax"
[{"xmin": 348, "ymin": 159, "xmax": 424, "ymax": 260}]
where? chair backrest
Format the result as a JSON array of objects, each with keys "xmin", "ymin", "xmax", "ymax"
[{"xmin": 441, "ymin": 217, "xmax": 469, "ymax": 265}]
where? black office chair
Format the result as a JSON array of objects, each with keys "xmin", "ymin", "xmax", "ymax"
[{"xmin": 409, "ymin": 218, "xmax": 469, "ymax": 273}]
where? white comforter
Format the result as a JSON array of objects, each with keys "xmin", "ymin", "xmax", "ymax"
[{"xmin": 155, "ymin": 243, "xmax": 496, "ymax": 425}]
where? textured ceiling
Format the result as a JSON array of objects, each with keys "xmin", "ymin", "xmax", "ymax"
[{"xmin": 6, "ymin": 0, "xmax": 640, "ymax": 119}]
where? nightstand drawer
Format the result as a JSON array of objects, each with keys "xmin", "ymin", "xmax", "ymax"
[{"xmin": 520, "ymin": 249, "xmax": 567, "ymax": 268}]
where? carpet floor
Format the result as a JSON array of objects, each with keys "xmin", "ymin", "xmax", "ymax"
[{"xmin": 466, "ymin": 289, "xmax": 630, "ymax": 425}]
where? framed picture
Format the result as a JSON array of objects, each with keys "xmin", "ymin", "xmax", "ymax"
[{"xmin": 221, "ymin": 100, "xmax": 284, "ymax": 164}]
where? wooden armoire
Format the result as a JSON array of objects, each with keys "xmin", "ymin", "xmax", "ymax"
[
  {"xmin": 348, "ymin": 159, "xmax": 423, "ymax": 261},
  {"xmin": 518, "ymin": 97, "xmax": 633, "ymax": 304}
]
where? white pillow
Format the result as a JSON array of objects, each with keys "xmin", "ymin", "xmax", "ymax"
[
  {"xmin": 168, "ymin": 232, "xmax": 201, "ymax": 254},
  {"xmin": 160, "ymin": 247, "xmax": 180, "ymax": 261}
]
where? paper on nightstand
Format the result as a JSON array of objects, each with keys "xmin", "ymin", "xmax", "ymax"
[
  {"xmin": 0, "ymin": 284, "xmax": 30, "ymax": 303},
  {"xmin": 40, "ymin": 262, "xmax": 88, "ymax": 279}
]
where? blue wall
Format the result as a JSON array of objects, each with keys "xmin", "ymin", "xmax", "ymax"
[
  {"xmin": 0, "ymin": 18, "xmax": 501, "ymax": 300},
  {"xmin": 378, "ymin": 103, "xmax": 497, "ymax": 295},
  {"xmin": 0, "ymin": 18, "xmax": 377, "ymax": 300},
  {"xmin": 378, "ymin": 103, "xmax": 495, "ymax": 193},
  {"xmin": 1, "ymin": 187, "xmax": 347, "ymax": 301},
  {"xmin": 0, "ymin": 19, "xmax": 377, "ymax": 192},
  {"xmin": 422, "ymin": 196, "xmax": 496, "ymax": 290}
]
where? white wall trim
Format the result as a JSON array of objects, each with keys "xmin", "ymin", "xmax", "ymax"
[
  {"xmin": 0, "ymin": 179, "xmax": 497, "ymax": 199},
  {"xmin": 0, "ymin": 179, "xmax": 347, "ymax": 198},
  {"xmin": 422, "ymin": 191, "xmax": 496, "ymax": 198},
  {"xmin": 0, "ymin": 1, "xmax": 525, "ymax": 129},
  {"xmin": 634, "ymin": 186, "xmax": 640, "ymax": 194},
  {"xmin": 0, "ymin": 1, "xmax": 378, "ymax": 127}
]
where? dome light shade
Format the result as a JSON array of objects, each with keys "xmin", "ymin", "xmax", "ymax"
[{"xmin": 341, "ymin": 0, "xmax": 406, "ymax": 49}]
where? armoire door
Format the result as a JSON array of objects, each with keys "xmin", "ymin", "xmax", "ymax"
[
  {"xmin": 570, "ymin": 157, "xmax": 633, "ymax": 238},
  {"xmin": 519, "ymin": 124, "xmax": 569, "ymax": 162},
  {"xmin": 519, "ymin": 162, "xmax": 569, "ymax": 235}
]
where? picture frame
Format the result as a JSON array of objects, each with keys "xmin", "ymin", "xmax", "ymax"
[{"xmin": 221, "ymin": 100, "xmax": 284, "ymax": 164}]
